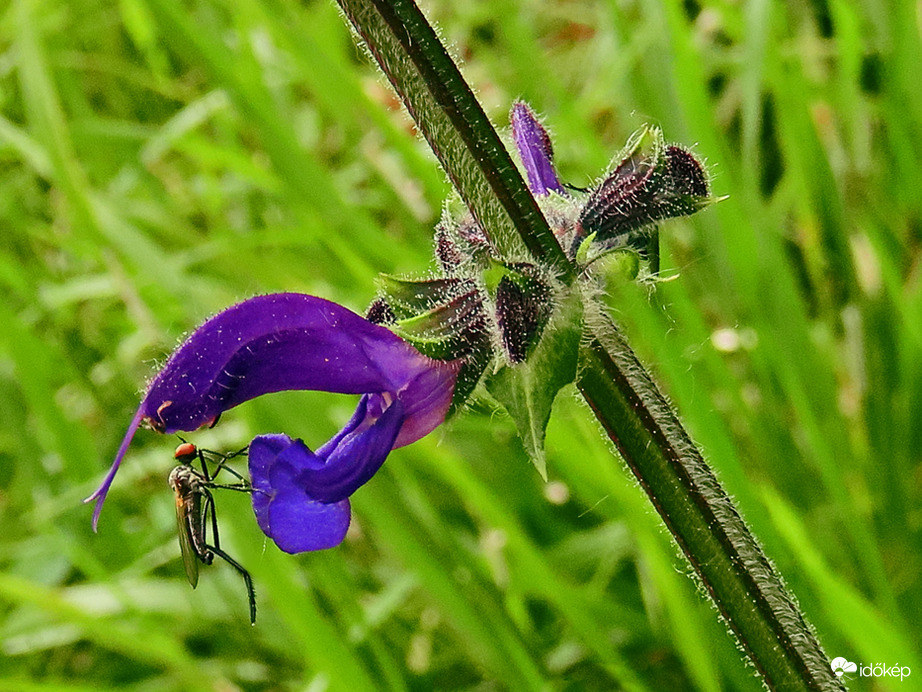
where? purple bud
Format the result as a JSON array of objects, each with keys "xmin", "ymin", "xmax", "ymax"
[{"xmin": 511, "ymin": 101, "xmax": 566, "ymax": 196}]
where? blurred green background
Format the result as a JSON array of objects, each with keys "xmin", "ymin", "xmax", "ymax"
[{"xmin": 1, "ymin": 0, "xmax": 920, "ymax": 689}]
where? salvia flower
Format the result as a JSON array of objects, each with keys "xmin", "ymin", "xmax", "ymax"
[{"xmin": 88, "ymin": 293, "xmax": 459, "ymax": 552}]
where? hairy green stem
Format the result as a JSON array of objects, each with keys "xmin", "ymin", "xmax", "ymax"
[
  {"xmin": 337, "ymin": 0, "xmax": 573, "ymax": 276},
  {"xmin": 578, "ymin": 314, "xmax": 841, "ymax": 689},
  {"xmin": 335, "ymin": 0, "xmax": 844, "ymax": 688}
]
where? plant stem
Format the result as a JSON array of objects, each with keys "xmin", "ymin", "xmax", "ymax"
[
  {"xmin": 335, "ymin": 0, "xmax": 844, "ymax": 688},
  {"xmin": 578, "ymin": 314, "xmax": 841, "ymax": 689},
  {"xmin": 336, "ymin": 0, "xmax": 573, "ymax": 277}
]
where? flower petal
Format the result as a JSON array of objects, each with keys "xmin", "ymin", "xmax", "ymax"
[
  {"xmin": 390, "ymin": 361, "xmax": 457, "ymax": 448},
  {"xmin": 299, "ymin": 397, "xmax": 405, "ymax": 502},
  {"xmin": 89, "ymin": 293, "xmax": 458, "ymax": 528},
  {"xmin": 511, "ymin": 101, "xmax": 566, "ymax": 197},
  {"xmin": 141, "ymin": 293, "xmax": 449, "ymax": 434},
  {"xmin": 249, "ymin": 434, "xmax": 351, "ymax": 553}
]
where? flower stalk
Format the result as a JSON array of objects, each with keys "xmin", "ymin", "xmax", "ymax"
[{"xmin": 336, "ymin": 0, "xmax": 845, "ymax": 688}]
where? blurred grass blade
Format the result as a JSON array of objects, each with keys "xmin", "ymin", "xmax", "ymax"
[{"xmin": 761, "ymin": 487, "xmax": 922, "ymax": 672}]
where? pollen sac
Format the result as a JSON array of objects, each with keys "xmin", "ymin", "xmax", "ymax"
[
  {"xmin": 495, "ymin": 264, "xmax": 553, "ymax": 364},
  {"xmin": 578, "ymin": 126, "xmax": 710, "ymax": 246}
]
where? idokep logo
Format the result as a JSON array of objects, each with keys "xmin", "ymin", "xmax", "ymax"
[
  {"xmin": 831, "ymin": 656, "xmax": 912, "ymax": 682},
  {"xmin": 831, "ymin": 657, "xmax": 857, "ymax": 676}
]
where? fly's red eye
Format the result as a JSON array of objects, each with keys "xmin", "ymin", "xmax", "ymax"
[{"xmin": 174, "ymin": 442, "xmax": 197, "ymax": 461}]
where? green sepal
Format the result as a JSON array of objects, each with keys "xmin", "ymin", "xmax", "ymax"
[
  {"xmin": 389, "ymin": 289, "xmax": 488, "ymax": 360},
  {"xmin": 376, "ymin": 274, "xmax": 473, "ymax": 320},
  {"xmin": 484, "ymin": 287, "xmax": 582, "ymax": 479},
  {"xmin": 447, "ymin": 345, "xmax": 493, "ymax": 416},
  {"xmin": 579, "ymin": 241, "xmax": 642, "ymax": 282},
  {"xmin": 618, "ymin": 124, "xmax": 665, "ymax": 172}
]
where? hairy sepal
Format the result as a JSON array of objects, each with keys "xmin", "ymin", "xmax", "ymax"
[{"xmin": 484, "ymin": 287, "xmax": 582, "ymax": 478}]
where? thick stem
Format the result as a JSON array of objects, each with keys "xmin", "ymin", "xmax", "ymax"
[
  {"xmin": 337, "ymin": 0, "xmax": 573, "ymax": 277},
  {"xmin": 578, "ymin": 316, "xmax": 842, "ymax": 690},
  {"xmin": 334, "ymin": 0, "xmax": 844, "ymax": 688}
]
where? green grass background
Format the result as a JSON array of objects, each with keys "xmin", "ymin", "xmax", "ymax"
[{"xmin": 1, "ymin": 0, "xmax": 920, "ymax": 689}]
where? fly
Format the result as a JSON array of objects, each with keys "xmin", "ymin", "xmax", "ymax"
[{"xmin": 169, "ymin": 442, "xmax": 257, "ymax": 625}]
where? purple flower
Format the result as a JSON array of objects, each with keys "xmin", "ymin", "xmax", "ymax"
[{"xmin": 88, "ymin": 293, "xmax": 459, "ymax": 552}]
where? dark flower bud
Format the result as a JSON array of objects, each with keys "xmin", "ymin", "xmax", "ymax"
[
  {"xmin": 664, "ymin": 145, "xmax": 710, "ymax": 198},
  {"xmin": 435, "ymin": 222, "xmax": 467, "ymax": 273},
  {"xmin": 366, "ymin": 298, "xmax": 396, "ymax": 325},
  {"xmin": 433, "ymin": 213, "xmax": 492, "ymax": 273},
  {"xmin": 495, "ymin": 266, "xmax": 553, "ymax": 364},
  {"xmin": 455, "ymin": 216, "xmax": 494, "ymax": 268},
  {"xmin": 457, "ymin": 216, "xmax": 490, "ymax": 248},
  {"xmin": 578, "ymin": 126, "xmax": 710, "ymax": 245}
]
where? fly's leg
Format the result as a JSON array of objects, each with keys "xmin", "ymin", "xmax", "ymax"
[
  {"xmin": 208, "ymin": 544, "xmax": 257, "ymax": 625},
  {"xmin": 196, "ymin": 487, "xmax": 217, "ymax": 564},
  {"xmin": 202, "ymin": 482, "xmax": 257, "ymax": 623},
  {"xmin": 197, "ymin": 446, "xmax": 250, "ymax": 486}
]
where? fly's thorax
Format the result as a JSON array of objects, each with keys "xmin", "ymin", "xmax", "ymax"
[{"xmin": 168, "ymin": 464, "xmax": 202, "ymax": 495}]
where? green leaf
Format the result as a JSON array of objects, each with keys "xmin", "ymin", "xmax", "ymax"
[{"xmin": 485, "ymin": 287, "xmax": 582, "ymax": 478}]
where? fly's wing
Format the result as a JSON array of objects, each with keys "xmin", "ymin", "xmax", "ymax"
[
  {"xmin": 175, "ymin": 492, "xmax": 200, "ymax": 588},
  {"xmin": 172, "ymin": 477, "xmax": 200, "ymax": 589}
]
